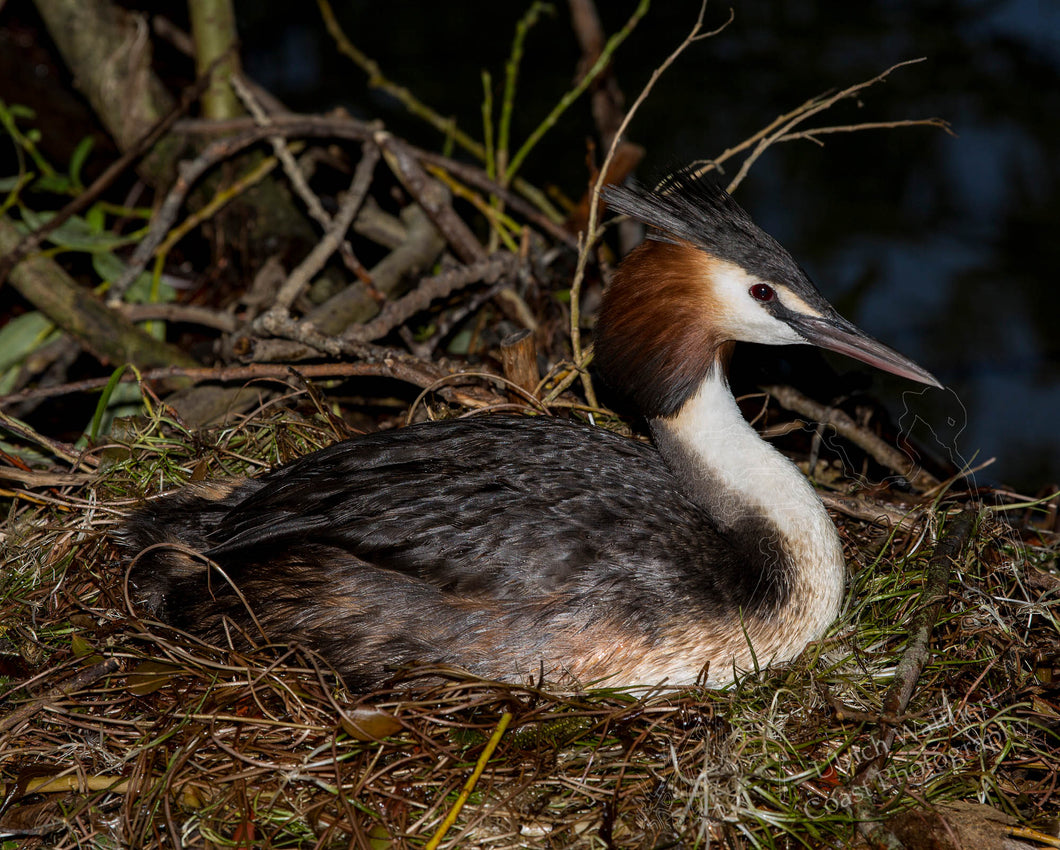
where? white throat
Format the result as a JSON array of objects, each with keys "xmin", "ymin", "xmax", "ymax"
[{"xmin": 651, "ymin": 368, "xmax": 846, "ymax": 656}]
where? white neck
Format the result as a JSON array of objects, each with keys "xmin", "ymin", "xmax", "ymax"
[{"xmin": 650, "ymin": 368, "xmax": 846, "ymax": 664}]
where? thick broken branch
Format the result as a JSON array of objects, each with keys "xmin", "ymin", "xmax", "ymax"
[
  {"xmin": 304, "ymin": 204, "xmax": 447, "ymax": 336},
  {"xmin": 0, "ymin": 217, "xmax": 199, "ymax": 373},
  {"xmin": 376, "ymin": 132, "xmax": 486, "ymax": 264}
]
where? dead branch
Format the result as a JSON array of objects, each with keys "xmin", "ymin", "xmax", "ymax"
[
  {"xmin": 0, "ymin": 358, "xmax": 508, "ymax": 413},
  {"xmin": 230, "ymin": 72, "xmax": 334, "ymax": 230},
  {"xmin": 375, "ymin": 132, "xmax": 487, "ymax": 264},
  {"xmin": 32, "ymin": 0, "xmax": 178, "ymax": 160},
  {"xmin": 106, "ymin": 130, "xmax": 269, "ymax": 302},
  {"xmin": 819, "ymin": 491, "xmax": 928, "ymax": 534},
  {"xmin": 0, "ymin": 467, "xmax": 96, "ymax": 487},
  {"xmin": 108, "ymin": 118, "xmax": 381, "ymax": 301},
  {"xmin": 270, "ymin": 142, "xmax": 380, "ymax": 312},
  {"xmin": 0, "ymin": 411, "xmax": 95, "ymax": 468},
  {"xmin": 423, "ymin": 279, "xmax": 515, "ymax": 357},
  {"xmin": 764, "ymin": 383, "xmax": 940, "ymax": 491},
  {"xmin": 0, "ymin": 657, "xmax": 123, "ymax": 735},
  {"xmin": 344, "ymin": 253, "xmax": 519, "ymax": 344},
  {"xmin": 173, "ymin": 114, "xmax": 579, "ymax": 246},
  {"xmin": 0, "ymin": 217, "xmax": 199, "ymax": 373},
  {"xmin": 777, "ymin": 118, "xmax": 952, "ymax": 146},
  {"xmin": 394, "ymin": 150, "xmax": 578, "ymax": 248},
  {"xmin": 304, "ymin": 204, "xmax": 446, "ymax": 336},
  {"xmin": 351, "ymin": 197, "xmax": 408, "ymax": 249},
  {"xmin": 725, "ymin": 59, "xmax": 944, "ymax": 192},
  {"xmin": 116, "ymin": 303, "xmax": 239, "ymax": 332},
  {"xmin": 500, "ymin": 329, "xmax": 540, "ymax": 399}
]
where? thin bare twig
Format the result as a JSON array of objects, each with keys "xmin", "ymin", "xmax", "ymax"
[
  {"xmin": 569, "ymin": 2, "xmax": 732, "ymax": 400},
  {"xmin": 0, "ymin": 410, "xmax": 95, "ymax": 468},
  {"xmin": 0, "ymin": 467, "xmax": 95, "ymax": 487},
  {"xmin": 764, "ymin": 384, "xmax": 940, "ymax": 491},
  {"xmin": 725, "ymin": 59, "xmax": 938, "ymax": 192},
  {"xmin": 0, "ymin": 356, "xmax": 506, "ymax": 411},
  {"xmin": 172, "ymin": 114, "xmax": 578, "ymax": 246},
  {"xmin": 269, "ymin": 142, "xmax": 380, "ymax": 313},
  {"xmin": 107, "ymin": 131, "xmax": 276, "ymax": 302},
  {"xmin": 424, "ymin": 278, "xmax": 513, "ymax": 357},
  {"xmin": 777, "ymin": 118, "xmax": 952, "ymax": 146},
  {"xmin": 230, "ymin": 72, "xmax": 332, "ymax": 230},
  {"xmin": 117, "ymin": 303, "xmax": 238, "ymax": 332},
  {"xmin": 0, "ymin": 657, "xmax": 123, "ymax": 734},
  {"xmin": 344, "ymin": 254, "xmax": 518, "ymax": 343},
  {"xmin": 819, "ymin": 491, "xmax": 927, "ymax": 534},
  {"xmin": 673, "ymin": 62, "xmax": 949, "ymax": 194},
  {"xmin": 407, "ymin": 150, "xmax": 579, "ymax": 248},
  {"xmin": 109, "ymin": 117, "xmax": 384, "ymax": 302}
]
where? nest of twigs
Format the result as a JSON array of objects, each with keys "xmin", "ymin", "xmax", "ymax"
[
  {"xmin": 1, "ymin": 10, "xmax": 1057, "ymax": 844},
  {"xmin": 1, "ymin": 381, "xmax": 1058, "ymax": 848}
]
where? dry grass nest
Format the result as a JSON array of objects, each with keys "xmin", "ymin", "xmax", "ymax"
[{"xmin": 0, "ymin": 392, "xmax": 1058, "ymax": 849}]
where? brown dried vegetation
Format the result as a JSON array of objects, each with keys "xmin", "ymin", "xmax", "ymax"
[
  {"xmin": 1, "ymin": 388, "xmax": 1058, "ymax": 848},
  {"xmin": 0, "ymin": 3, "xmax": 1055, "ymax": 847}
]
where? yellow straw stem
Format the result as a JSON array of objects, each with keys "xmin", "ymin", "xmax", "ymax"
[{"xmin": 424, "ymin": 711, "xmax": 513, "ymax": 850}]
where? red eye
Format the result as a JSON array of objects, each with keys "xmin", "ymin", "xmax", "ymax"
[{"xmin": 750, "ymin": 283, "xmax": 775, "ymax": 302}]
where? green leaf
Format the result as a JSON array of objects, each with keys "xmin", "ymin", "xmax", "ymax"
[
  {"xmin": 89, "ymin": 365, "xmax": 130, "ymax": 442},
  {"xmin": 32, "ymin": 172, "xmax": 73, "ymax": 194},
  {"xmin": 92, "ymin": 252, "xmax": 177, "ymax": 304},
  {"xmin": 68, "ymin": 137, "xmax": 94, "ymax": 189},
  {"xmin": 0, "ymin": 311, "xmax": 57, "ymax": 373},
  {"xmin": 1, "ymin": 102, "xmax": 36, "ymax": 121},
  {"xmin": 70, "ymin": 633, "xmax": 97, "ymax": 659},
  {"xmin": 447, "ymin": 328, "xmax": 473, "ymax": 354},
  {"xmin": 84, "ymin": 203, "xmax": 105, "ymax": 234},
  {"xmin": 21, "ymin": 209, "xmax": 139, "ymax": 252},
  {"xmin": 127, "ymin": 660, "xmax": 185, "ymax": 696},
  {"xmin": 92, "ymin": 250, "xmax": 128, "ymax": 282}
]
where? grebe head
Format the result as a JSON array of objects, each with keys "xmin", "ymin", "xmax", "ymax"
[{"xmin": 596, "ymin": 172, "xmax": 940, "ymax": 418}]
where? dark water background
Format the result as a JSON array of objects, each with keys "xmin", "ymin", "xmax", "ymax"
[
  {"xmin": 6, "ymin": 0, "xmax": 1057, "ymax": 492},
  {"xmin": 238, "ymin": 0, "xmax": 1059, "ymax": 492}
]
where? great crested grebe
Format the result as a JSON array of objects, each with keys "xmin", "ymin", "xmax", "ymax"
[{"xmin": 123, "ymin": 172, "xmax": 939, "ymax": 690}]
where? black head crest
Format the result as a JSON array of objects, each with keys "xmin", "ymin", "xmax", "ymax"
[{"xmin": 601, "ymin": 170, "xmax": 811, "ymax": 292}]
